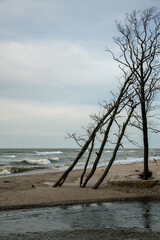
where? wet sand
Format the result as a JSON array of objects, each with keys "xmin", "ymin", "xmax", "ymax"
[
  {"xmin": 0, "ymin": 160, "xmax": 160, "ymax": 210},
  {"xmin": 1, "ymin": 228, "xmax": 160, "ymax": 240}
]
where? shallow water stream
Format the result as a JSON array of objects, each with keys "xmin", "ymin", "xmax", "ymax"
[{"xmin": 0, "ymin": 201, "xmax": 160, "ymax": 239}]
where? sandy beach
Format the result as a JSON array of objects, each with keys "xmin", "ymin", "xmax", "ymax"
[{"xmin": 0, "ymin": 160, "xmax": 160, "ymax": 210}]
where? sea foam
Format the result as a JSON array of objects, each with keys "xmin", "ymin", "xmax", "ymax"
[
  {"xmin": 34, "ymin": 151, "xmax": 63, "ymax": 156},
  {"xmin": 3, "ymin": 155, "xmax": 16, "ymax": 158},
  {"xmin": 115, "ymin": 156, "xmax": 160, "ymax": 165},
  {"xmin": 0, "ymin": 169, "xmax": 11, "ymax": 175},
  {"xmin": 24, "ymin": 159, "xmax": 52, "ymax": 165}
]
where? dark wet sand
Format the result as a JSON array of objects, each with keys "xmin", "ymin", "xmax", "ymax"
[{"xmin": 1, "ymin": 228, "xmax": 160, "ymax": 240}]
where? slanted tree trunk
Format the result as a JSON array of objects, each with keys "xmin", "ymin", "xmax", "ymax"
[
  {"xmin": 53, "ymin": 104, "xmax": 115, "ymax": 187},
  {"xmin": 80, "ymin": 138, "xmax": 95, "ymax": 186},
  {"xmin": 53, "ymin": 137, "xmax": 93, "ymax": 187},
  {"xmin": 53, "ymin": 8, "xmax": 160, "ymax": 189},
  {"xmin": 81, "ymin": 72, "xmax": 136, "ymax": 187},
  {"xmin": 81, "ymin": 109, "xmax": 117, "ymax": 187},
  {"xmin": 93, "ymin": 105, "xmax": 135, "ymax": 189},
  {"xmin": 53, "ymin": 70, "xmax": 138, "ymax": 188}
]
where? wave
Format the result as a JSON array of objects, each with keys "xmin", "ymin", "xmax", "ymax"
[
  {"xmin": 9, "ymin": 158, "xmax": 54, "ymax": 166},
  {"xmin": 52, "ymin": 151, "xmax": 63, "ymax": 154},
  {"xmin": 0, "ymin": 169, "xmax": 11, "ymax": 175},
  {"xmin": 34, "ymin": 151, "xmax": 63, "ymax": 156},
  {"xmin": 77, "ymin": 162, "xmax": 84, "ymax": 166},
  {"xmin": 49, "ymin": 157, "xmax": 59, "ymax": 161},
  {"xmin": 3, "ymin": 155, "xmax": 16, "ymax": 158},
  {"xmin": 115, "ymin": 156, "xmax": 160, "ymax": 165},
  {"xmin": 0, "ymin": 165, "xmax": 47, "ymax": 175},
  {"xmin": 149, "ymin": 156, "xmax": 160, "ymax": 161},
  {"xmin": 22, "ymin": 159, "xmax": 52, "ymax": 165}
]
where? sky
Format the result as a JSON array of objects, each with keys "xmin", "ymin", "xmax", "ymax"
[{"xmin": 0, "ymin": 0, "xmax": 160, "ymax": 148}]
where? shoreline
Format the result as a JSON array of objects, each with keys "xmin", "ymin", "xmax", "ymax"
[
  {"xmin": 1, "ymin": 195, "xmax": 160, "ymax": 212},
  {"xmin": 0, "ymin": 160, "xmax": 160, "ymax": 211}
]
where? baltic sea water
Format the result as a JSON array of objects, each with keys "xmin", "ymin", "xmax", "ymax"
[
  {"xmin": 0, "ymin": 148, "xmax": 160, "ymax": 239},
  {"xmin": 0, "ymin": 148, "xmax": 160, "ymax": 176}
]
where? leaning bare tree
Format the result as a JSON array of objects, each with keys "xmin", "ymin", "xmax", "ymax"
[
  {"xmin": 111, "ymin": 7, "xmax": 160, "ymax": 179},
  {"xmin": 53, "ymin": 7, "xmax": 160, "ymax": 188},
  {"xmin": 53, "ymin": 70, "xmax": 138, "ymax": 188}
]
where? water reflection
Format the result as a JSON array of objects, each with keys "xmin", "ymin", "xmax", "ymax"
[
  {"xmin": 141, "ymin": 202, "xmax": 152, "ymax": 230},
  {"xmin": 0, "ymin": 201, "xmax": 160, "ymax": 236}
]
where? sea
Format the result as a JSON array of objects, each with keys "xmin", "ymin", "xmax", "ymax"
[
  {"xmin": 1, "ymin": 148, "xmax": 160, "ymax": 239},
  {"xmin": 0, "ymin": 148, "xmax": 160, "ymax": 177}
]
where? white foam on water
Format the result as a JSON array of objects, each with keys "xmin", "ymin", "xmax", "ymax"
[
  {"xmin": 25, "ymin": 159, "xmax": 52, "ymax": 165},
  {"xmin": 149, "ymin": 156, "xmax": 160, "ymax": 161},
  {"xmin": 3, "ymin": 155, "xmax": 16, "ymax": 158},
  {"xmin": 115, "ymin": 156, "xmax": 160, "ymax": 165},
  {"xmin": 0, "ymin": 169, "xmax": 11, "ymax": 175},
  {"xmin": 77, "ymin": 162, "xmax": 84, "ymax": 166},
  {"xmin": 35, "ymin": 151, "xmax": 63, "ymax": 156},
  {"xmin": 52, "ymin": 151, "xmax": 63, "ymax": 154}
]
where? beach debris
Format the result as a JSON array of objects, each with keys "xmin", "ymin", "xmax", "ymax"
[{"xmin": 3, "ymin": 180, "xmax": 10, "ymax": 183}]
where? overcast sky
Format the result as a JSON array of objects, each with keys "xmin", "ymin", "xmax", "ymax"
[{"xmin": 0, "ymin": 0, "xmax": 160, "ymax": 148}]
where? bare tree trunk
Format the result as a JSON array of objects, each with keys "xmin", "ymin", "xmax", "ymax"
[
  {"xmin": 53, "ymin": 105, "xmax": 115, "ymax": 187},
  {"xmin": 53, "ymin": 70, "xmax": 138, "ymax": 188},
  {"xmin": 93, "ymin": 106, "xmax": 135, "ymax": 189},
  {"xmin": 53, "ymin": 138, "xmax": 93, "ymax": 187},
  {"xmin": 81, "ymin": 74, "xmax": 135, "ymax": 188},
  {"xmin": 80, "ymin": 139, "xmax": 95, "ymax": 186},
  {"xmin": 81, "ymin": 110, "xmax": 117, "ymax": 188},
  {"xmin": 141, "ymin": 87, "xmax": 149, "ymax": 180}
]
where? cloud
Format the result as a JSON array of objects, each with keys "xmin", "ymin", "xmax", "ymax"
[
  {"xmin": 0, "ymin": 97, "xmax": 99, "ymax": 135},
  {"xmin": 0, "ymin": 96, "xmax": 100, "ymax": 147},
  {"xmin": 1, "ymin": 0, "xmax": 159, "ymax": 148},
  {"xmin": 0, "ymin": 40, "xmax": 119, "ymax": 85},
  {"xmin": 0, "ymin": 40, "xmax": 120, "ymax": 105},
  {"xmin": 0, "ymin": 0, "xmax": 124, "ymax": 40}
]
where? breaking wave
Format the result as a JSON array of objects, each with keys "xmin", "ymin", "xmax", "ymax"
[
  {"xmin": 0, "ymin": 169, "xmax": 11, "ymax": 175},
  {"xmin": 3, "ymin": 155, "xmax": 16, "ymax": 158},
  {"xmin": 34, "ymin": 151, "xmax": 63, "ymax": 156},
  {"xmin": 22, "ymin": 159, "xmax": 52, "ymax": 165},
  {"xmin": 0, "ymin": 166, "xmax": 46, "ymax": 175},
  {"xmin": 0, "ymin": 148, "xmax": 159, "ymax": 177},
  {"xmin": 77, "ymin": 162, "xmax": 84, "ymax": 166},
  {"xmin": 115, "ymin": 156, "xmax": 160, "ymax": 165},
  {"xmin": 49, "ymin": 157, "xmax": 59, "ymax": 161}
]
